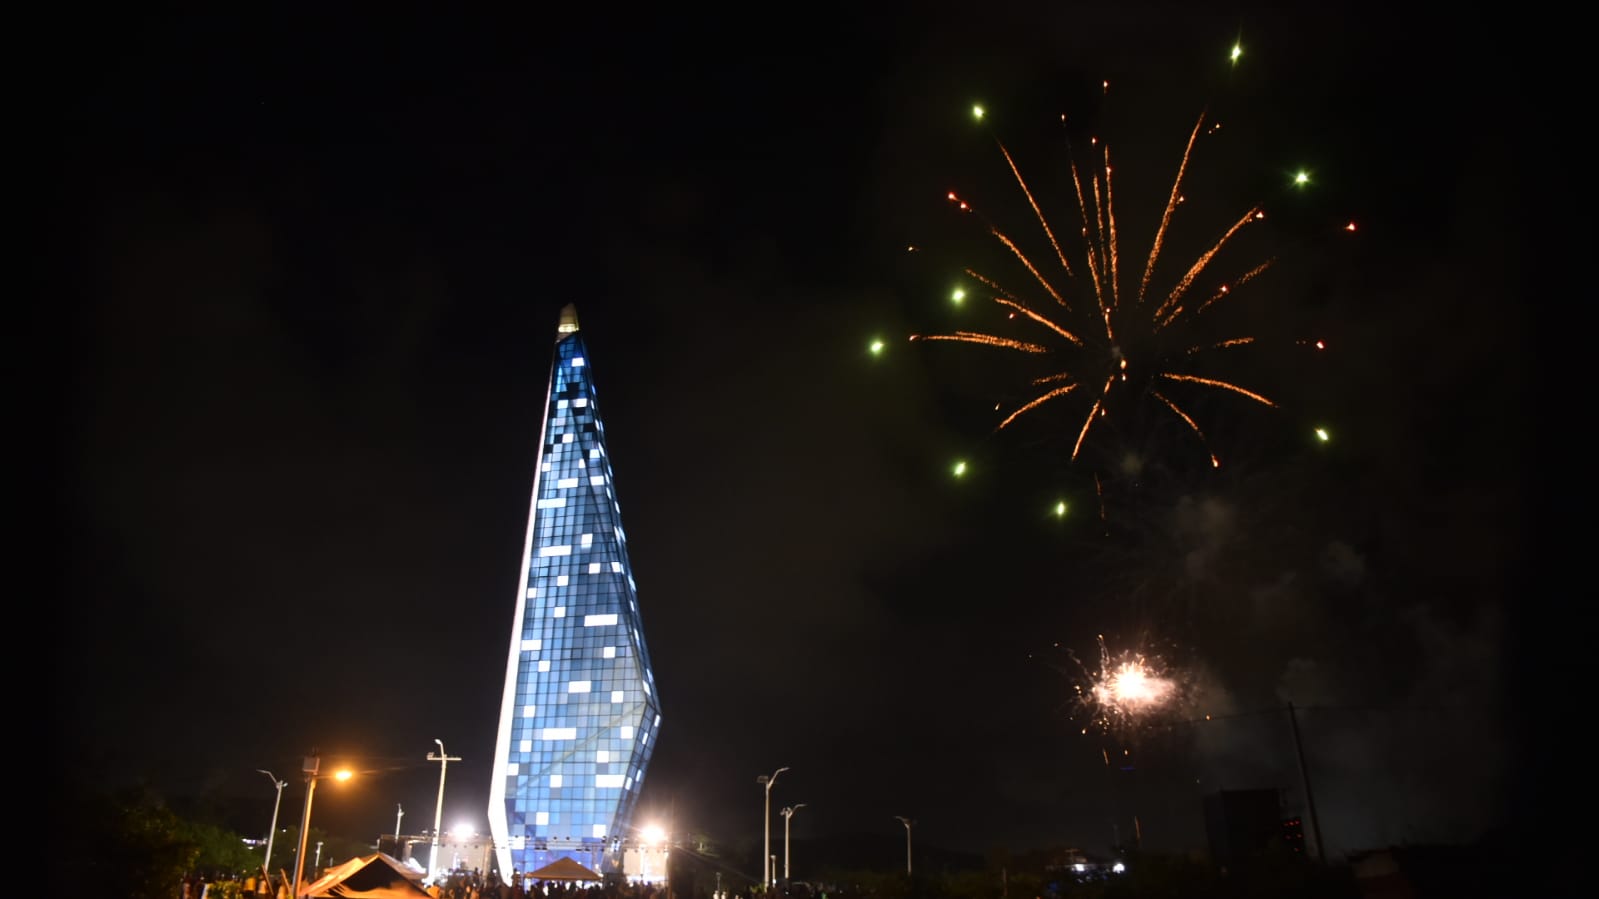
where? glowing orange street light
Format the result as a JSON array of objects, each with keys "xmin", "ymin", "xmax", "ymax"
[{"xmin": 291, "ymin": 755, "xmax": 353, "ymax": 899}]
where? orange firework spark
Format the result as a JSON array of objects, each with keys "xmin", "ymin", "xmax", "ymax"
[{"xmin": 914, "ymin": 107, "xmax": 1284, "ymax": 468}]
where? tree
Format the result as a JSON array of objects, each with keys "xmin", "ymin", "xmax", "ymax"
[{"xmin": 73, "ymin": 786, "xmax": 201, "ymax": 899}]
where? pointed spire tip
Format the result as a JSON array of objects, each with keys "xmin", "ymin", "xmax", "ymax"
[{"xmin": 558, "ymin": 304, "xmax": 580, "ymax": 335}]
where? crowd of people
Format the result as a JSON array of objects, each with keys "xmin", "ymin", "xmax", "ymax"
[{"xmin": 175, "ymin": 868, "xmax": 683, "ymax": 899}]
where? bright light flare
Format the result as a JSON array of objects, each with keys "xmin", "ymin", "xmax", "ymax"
[
  {"xmin": 1054, "ymin": 500, "xmax": 1067, "ymax": 517},
  {"xmin": 1096, "ymin": 661, "xmax": 1173, "ymax": 709},
  {"xmin": 869, "ymin": 338, "xmax": 885, "ymax": 355},
  {"xmin": 642, "ymin": 824, "xmax": 666, "ymax": 844},
  {"xmin": 1293, "ymin": 170, "xmax": 1311, "ymax": 186},
  {"xmin": 332, "ymin": 769, "xmax": 353, "ymax": 782},
  {"xmin": 973, "ymin": 104, "xmax": 985, "ymax": 120},
  {"xmin": 952, "ymin": 460, "xmax": 967, "ymax": 477},
  {"xmin": 1072, "ymin": 636, "xmax": 1182, "ymax": 733},
  {"xmin": 1315, "ymin": 427, "xmax": 1330, "ymax": 442},
  {"xmin": 951, "ymin": 287, "xmax": 966, "ymax": 304},
  {"xmin": 1230, "ymin": 43, "xmax": 1243, "ymax": 64}
]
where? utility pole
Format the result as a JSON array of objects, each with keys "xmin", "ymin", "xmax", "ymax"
[
  {"xmin": 427, "ymin": 739, "xmax": 462, "ymax": 882},
  {"xmin": 781, "ymin": 804, "xmax": 806, "ymax": 882},
  {"xmin": 1287, "ymin": 701, "xmax": 1327, "ymax": 861},
  {"xmin": 256, "ymin": 770, "xmax": 287, "ymax": 877},
  {"xmin": 757, "ymin": 767, "xmax": 789, "ymax": 891},
  {"xmin": 893, "ymin": 816, "xmax": 913, "ymax": 876}
]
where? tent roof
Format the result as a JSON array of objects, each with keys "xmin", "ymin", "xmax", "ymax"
[
  {"xmin": 299, "ymin": 853, "xmax": 431, "ymax": 898},
  {"xmin": 526, "ymin": 857, "xmax": 603, "ymax": 882}
]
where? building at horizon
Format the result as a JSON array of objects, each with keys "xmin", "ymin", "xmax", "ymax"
[{"xmin": 488, "ymin": 304, "xmax": 662, "ymax": 879}]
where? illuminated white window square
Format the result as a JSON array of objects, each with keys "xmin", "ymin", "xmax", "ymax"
[
  {"xmin": 562, "ymin": 433, "xmax": 574, "ymax": 443},
  {"xmin": 553, "ymin": 606, "xmax": 566, "ymax": 617},
  {"xmin": 507, "ymin": 763, "xmax": 520, "ymax": 775},
  {"xmin": 602, "ymin": 646, "xmax": 616, "ymax": 658},
  {"xmin": 557, "ymin": 399, "xmax": 568, "ymax": 409},
  {"xmin": 611, "ymin": 561, "xmax": 623, "ymax": 573},
  {"xmin": 584, "ymin": 613, "xmax": 618, "ymax": 627},
  {"xmin": 597, "ymin": 750, "xmax": 610, "ymax": 763},
  {"xmin": 590, "ymin": 476, "xmax": 606, "ymax": 486},
  {"xmin": 589, "ymin": 563, "xmax": 601, "ymax": 574},
  {"xmin": 520, "ymin": 638, "xmax": 541, "ymax": 651},
  {"xmin": 592, "ymin": 823, "xmax": 607, "ymax": 837},
  {"xmin": 557, "ymin": 478, "xmax": 579, "ymax": 489},
  {"xmin": 539, "ymin": 545, "xmax": 571, "ymax": 557},
  {"xmin": 536, "ymin": 498, "xmax": 566, "ymax": 509},
  {"xmin": 536, "ymin": 812, "xmax": 549, "ymax": 826},
  {"xmin": 619, "ymin": 726, "xmax": 633, "ymax": 739},
  {"xmin": 569, "ymin": 680, "xmax": 591, "ymax": 693},
  {"xmin": 542, "ymin": 727, "xmax": 576, "ymax": 740},
  {"xmin": 519, "ymin": 740, "xmax": 531, "ymax": 752},
  {"xmin": 525, "ymin": 588, "xmax": 537, "ymax": 599},
  {"xmin": 541, "ymin": 462, "xmax": 551, "ymax": 472},
  {"xmin": 595, "ymin": 775, "xmax": 624, "ymax": 789},
  {"xmin": 580, "ymin": 534, "xmax": 593, "ymax": 547},
  {"xmin": 574, "ymin": 398, "xmax": 588, "ymax": 407},
  {"xmin": 573, "ymin": 357, "xmax": 585, "ymax": 367},
  {"xmin": 611, "ymin": 690, "xmax": 623, "ymax": 703},
  {"xmin": 538, "ymin": 660, "xmax": 551, "ymax": 672},
  {"xmin": 550, "ymin": 774, "xmax": 563, "ymax": 788},
  {"xmin": 522, "ymin": 705, "xmax": 536, "ymax": 717},
  {"xmin": 556, "ymin": 575, "xmax": 569, "ymax": 587}
]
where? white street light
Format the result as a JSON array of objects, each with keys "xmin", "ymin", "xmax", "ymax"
[
  {"xmin": 256, "ymin": 770, "xmax": 287, "ymax": 878},
  {"xmin": 893, "ymin": 816, "xmax": 914, "ymax": 877},
  {"xmin": 756, "ymin": 767, "xmax": 789, "ymax": 891},
  {"xmin": 395, "ymin": 804, "xmax": 404, "ymax": 845},
  {"xmin": 780, "ymin": 804, "xmax": 806, "ymax": 883},
  {"xmin": 426, "ymin": 739, "xmax": 461, "ymax": 883}
]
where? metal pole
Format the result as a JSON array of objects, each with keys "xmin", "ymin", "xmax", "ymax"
[
  {"xmin": 395, "ymin": 805, "xmax": 404, "ymax": 847},
  {"xmin": 292, "ymin": 755, "xmax": 321, "ymax": 899},
  {"xmin": 781, "ymin": 804, "xmax": 805, "ymax": 882},
  {"xmin": 314, "ymin": 841, "xmax": 324, "ymax": 871},
  {"xmin": 757, "ymin": 767, "xmax": 788, "ymax": 891},
  {"xmin": 893, "ymin": 816, "xmax": 912, "ymax": 876},
  {"xmin": 1287, "ymin": 702, "xmax": 1327, "ymax": 861},
  {"xmin": 427, "ymin": 739, "xmax": 462, "ymax": 882},
  {"xmin": 257, "ymin": 770, "xmax": 287, "ymax": 877}
]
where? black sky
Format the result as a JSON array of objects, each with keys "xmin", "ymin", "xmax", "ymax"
[{"xmin": 46, "ymin": 1, "xmax": 1559, "ymax": 871}]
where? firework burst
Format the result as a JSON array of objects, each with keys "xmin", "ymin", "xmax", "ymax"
[
  {"xmin": 1070, "ymin": 635, "xmax": 1186, "ymax": 735},
  {"xmin": 911, "ymin": 101, "xmax": 1306, "ymax": 476}
]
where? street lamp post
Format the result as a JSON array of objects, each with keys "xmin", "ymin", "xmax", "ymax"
[
  {"xmin": 780, "ymin": 804, "xmax": 806, "ymax": 883},
  {"xmin": 314, "ymin": 841, "xmax": 324, "ymax": 871},
  {"xmin": 893, "ymin": 816, "xmax": 914, "ymax": 877},
  {"xmin": 394, "ymin": 805, "xmax": 404, "ymax": 847},
  {"xmin": 291, "ymin": 756, "xmax": 352, "ymax": 899},
  {"xmin": 256, "ymin": 770, "xmax": 287, "ymax": 877},
  {"xmin": 756, "ymin": 767, "xmax": 789, "ymax": 891},
  {"xmin": 426, "ymin": 739, "xmax": 461, "ymax": 883},
  {"xmin": 292, "ymin": 755, "xmax": 321, "ymax": 899}
]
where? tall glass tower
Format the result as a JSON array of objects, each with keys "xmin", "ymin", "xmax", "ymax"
[{"xmin": 489, "ymin": 304, "xmax": 662, "ymax": 879}]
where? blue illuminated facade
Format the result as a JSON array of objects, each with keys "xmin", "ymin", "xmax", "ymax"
[{"xmin": 489, "ymin": 305, "xmax": 662, "ymax": 880}]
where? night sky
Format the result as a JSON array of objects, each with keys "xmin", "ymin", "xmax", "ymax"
[{"xmin": 47, "ymin": 2, "xmax": 1559, "ymax": 872}]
